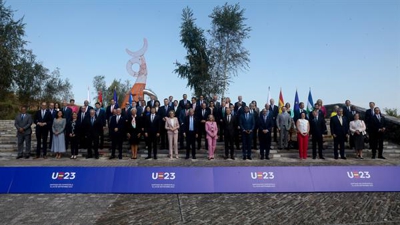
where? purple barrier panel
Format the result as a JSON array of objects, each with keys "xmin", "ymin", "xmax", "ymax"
[
  {"xmin": 213, "ymin": 167, "xmax": 314, "ymax": 193},
  {"xmin": 8, "ymin": 167, "xmax": 116, "ymax": 193},
  {"xmin": 310, "ymin": 166, "xmax": 400, "ymax": 192},
  {"xmin": 112, "ymin": 167, "xmax": 215, "ymax": 193},
  {"xmin": 0, "ymin": 168, "xmax": 16, "ymax": 193}
]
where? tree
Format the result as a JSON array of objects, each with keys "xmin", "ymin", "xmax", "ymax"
[
  {"xmin": 209, "ymin": 3, "xmax": 251, "ymax": 98},
  {"xmin": 105, "ymin": 79, "xmax": 131, "ymax": 107},
  {"xmin": 40, "ymin": 68, "xmax": 73, "ymax": 103},
  {"xmin": 92, "ymin": 75, "xmax": 107, "ymax": 103},
  {"xmin": 174, "ymin": 7, "xmax": 212, "ymax": 98},
  {"xmin": 0, "ymin": 0, "xmax": 26, "ymax": 101},
  {"xmin": 384, "ymin": 108, "xmax": 399, "ymax": 118}
]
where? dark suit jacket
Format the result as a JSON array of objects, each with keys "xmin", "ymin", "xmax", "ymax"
[
  {"xmin": 250, "ymin": 110, "xmax": 259, "ymax": 129},
  {"xmin": 109, "ymin": 115, "xmax": 126, "ymax": 137},
  {"xmin": 96, "ymin": 109, "xmax": 107, "ymax": 127},
  {"xmin": 196, "ymin": 108, "xmax": 210, "ymax": 122},
  {"xmin": 258, "ymin": 113, "xmax": 273, "ymax": 135},
  {"xmin": 310, "ymin": 116, "xmax": 327, "ymax": 137},
  {"xmin": 269, "ymin": 105, "xmax": 279, "ymax": 125},
  {"xmin": 234, "ymin": 101, "xmax": 246, "ymax": 113},
  {"xmin": 342, "ymin": 106, "xmax": 352, "ymax": 121},
  {"xmin": 184, "ymin": 115, "xmax": 199, "ymax": 134},
  {"xmin": 62, "ymin": 107, "xmax": 73, "ymax": 124},
  {"xmin": 240, "ymin": 113, "xmax": 255, "ymax": 131},
  {"xmin": 84, "ymin": 116, "xmax": 103, "ymax": 137},
  {"xmin": 330, "ymin": 115, "xmax": 349, "ymax": 138},
  {"xmin": 308, "ymin": 110, "xmax": 324, "ymax": 121},
  {"xmin": 222, "ymin": 114, "xmax": 237, "ymax": 136},
  {"xmin": 158, "ymin": 105, "xmax": 173, "ymax": 119},
  {"xmin": 106, "ymin": 105, "xmax": 116, "ymax": 123},
  {"xmin": 80, "ymin": 106, "xmax": 93, "ymax": 117},
  {"xmin": 34, "ymin": 110, "xmax": 53, "ymax": 130},
  {"xmin": 144, "ymin": 114, "xmax": 160, "ymax": 134},
  {"xmin": 369, "ymin": 114, "xmax": 386, "ymax": 135},
  {"xmin": 179, "ymin": 99, "xmax": 191, "ymax": 110}
]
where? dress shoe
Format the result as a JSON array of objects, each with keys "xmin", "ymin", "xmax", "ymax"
[
  {"xmin": 16, "ymin": 155, "xmax": 23, "ymax": 159},
  {"xmin": 224, "ymin": 156, "xmax": 229, "ymax": 160},
  {"xmin": 265, "ymin": 156, "xmax": 270, "ymax": 160},
  {"xmin": 24, "ymin": 156, "xmax": 30, "ymax": 159},
  {"xmin": 341, "ymin": 157, "xmax": 347, "ymax": 160},
  {"xmin": 86, "ymin": 155, "xmax": 93, "ymax": 159},
  {"xmin": 154, "ymin": 156, "xmax": 157, "ymax": 160},
  {"xmin": 312, "ymin": 157, "xmax": 316, "ymax": 160},
  {"xmin": 192, "ymin": 156, "xmax": 196, "ymax": 159},
  {"xmin": 371, "ymin": 156, "xmax": 376, "ymax": 159},
  {"xmin": 34, "ymin": 156, "xmax": 40, "ymax": 159},
  {"xmin": 185, "ymin": 156, "xmax": 190, "ymax": 159},
  {"xmin": 43, "ymin": 156, "xmax": 47, "ymax": 159},
  {"xmin": 334, "ymin": 157, "xmax": 338, "ymax": 160},
  {"xmin": 145, "ymin": 156, "xmax": 152, "ymax": 160},
  {"xmin": 109, "ymin": 156, "xmax": 116, "ymax": 159},
  {"xmin": 242, "ymin": 157, "xmax": 246, "ymax": 160},
  {"xmin": 260, "ymin": 156, "xmax": 264, "ymax": 160},
  {"xmin": 118, "ymin": 156, "xmax": 122, "ymax": 160},
  {"xmin": 247, "ymin": 156, "xmax": 252, "ymax": 160},
  {"xmin": 95, "ymin": 156, "xmax": 99, "ymax": 159},
  {"xmin": 231, "ymin": 157, "xmax": 235, "ymax": 160},
  {"xmin": 319, "ymin": 157, "xmax": 325, "ymax": 160},
  {"xmin": 359, "ymin": 157, "xmax": 364, "ymax": 159},
  {"xmin": 378, "ymin": 156, "xmax": 386, "ymax": 159}
]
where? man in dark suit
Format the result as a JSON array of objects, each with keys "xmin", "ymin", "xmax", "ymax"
[
  {"xmin": 146, "ymin": 95, "xmax": 156, "ymax": 108},
  {"xmin": 293, "ymin": 102, "xmax": 306, "ymax": 123},
  {"xmin": 77, "ymin": 106, "xmax": 88, "ymax": 149},
  {"xmin": 217, "ymin": 100, "xmax": 227, "ymax": 142},
  {"xmin": 369, "ymin": 107, "xmax": 386, "ymax": 159},
  {"xmin": 106, "ymin": 99, "xmax": 117, "ymax": 125},
  {"xmin": 249, "ymin": 103, "xmax": 259, "ymax": 149},
  {"xmin": 195, "ymin": 102, "xmax": 210, "ymax": 150},
  {"xmin": 34, "ymin": 102, "xmax": 52, "ymax": 159},
  {"xmin": 109, "ymin": 108, "xmax": 125, "ymax": 159},
  {"xmin": 48, "ymin": 102, "xmax": 58, "ymax": 150},
  {"xmin": 158, "ymin": 98, "xmax": 172, "ymax": 149},
  {"xmin": 222, "ymin": 107, "xmax": 236, "ymax": 159},
  {"xmin": 144, "ymin": 107, "xmax": 160, "ymax": 159},
  {"xmin": 84, "ymin": 109, "xmax": 102, "ymax": 159},
  {"xmin": 15, "ymin": 106, "xmax": 33, "ymax": 159},
  {"xmin": 308, "ymin": 103, "xmax": 324, "ymax": 121},
  {"xmin": 183, "ymin": 109, "xmax": 198, "ymax": 159},
  {"xmin": 80, "ymin": 100, "xmax": 93, "ymax": 117},
  {"xmin": 364, "ymin": 102, "xmax": 375, "ymax": 133},
  {"xmin": 234, "ymin": 95, "xmax": 246, "ymax": 113},
  {"xmin": 330, "ymin": 108, "xmax": 349, "ymax": 159},
  {"xmin": 269, "ymin": 99, "xmax": 279, "ymax": 143},
  {"xmin": 178, "ymin": 94, "xmax": 191, "ymax": 110},
  {"xmin": 178, "ymin": 103, "xmax": 191, "ymax": 150},
  {"xmin": 309, "ymin": 110, "xmax": 327, "ymax": 159},
  {"xmin": 342, "ymin": 100, "xmax": 352, "ymax": 121},
  {"xmin": 258, "ymin": 107, "xmax": 273, "ymax": 160},
  {"xmin": 95, "ymin": 102, "xmax": 107, "ymax": 150},
  {"xmin": 240, "ymin": 106, "xmax": 255, "ymax": 160},
  {"xmin": 197, "ymin": 95, "xmax": 207, "ymax": 107},
  {"xmin": 230, "ymin": 104, "xmax": 241, "ymax": 150}
]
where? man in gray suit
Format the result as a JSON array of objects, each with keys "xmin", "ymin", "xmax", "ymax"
[
  {"xmin": 276, "ymin": 106, "xmax": 292, "ymax": 150},
  {"xmin": 14, "ymin": 106, "xmax": 33, "ymax": 159}
]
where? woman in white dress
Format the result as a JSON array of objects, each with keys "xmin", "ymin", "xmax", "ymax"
[
  {"xmin": 52, "ymin": 110, "xmax": 66, "ymax": 159},
  {"xmin": 349, "ymin": 113, "xmax": 366, "ymax": 159}
]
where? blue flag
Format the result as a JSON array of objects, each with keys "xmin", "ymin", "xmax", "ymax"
[
  {"xmin": 306, "ymin": 88, "xmax": 313, "ymax": 113},
  {"xmin": 113, "ymin": 89, "xmax": 119, "ymax": 109},
  {"xmin": 129, "ymin": 92, "xmax": 133, "ymax": 107},
  {"xmin": 292, "ymin": 90, "xmax": 300, "ymax": 118}
]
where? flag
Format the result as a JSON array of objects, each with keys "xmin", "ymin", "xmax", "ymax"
[
  {"xmin": 87, "ymin": 86, "xmax": 90, "ymax": 103},
  {"xmin": 306, "ymin": 88, "xmax": 314, "ymax": 113},
  {"xmin": 113, "ymin": 88, "xmax": 119, "ymax": 108},
  {"xmin": 129, "ymin": 92, "xmax": 133, "ymax": 107},
  {"xmin": 267, "ymin": 86, "xmax": 271, "ymax": 103},
  {"xmin": 98, "ymin": 91, "xmax": 103, "ymax": 103},
  {"xmin": 292, "ymin": 89, "xmax": 300, "ymax": 118},
  {"xmin": 278, "ymin": 88, "xmax": 284, "ymax": 114}
]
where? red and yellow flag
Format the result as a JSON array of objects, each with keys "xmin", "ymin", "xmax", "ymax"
[{"xmin": 278, "ymin": 88, "xmax": 285, "ymax": 114}]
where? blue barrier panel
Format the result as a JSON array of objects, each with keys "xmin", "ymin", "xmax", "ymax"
[
  {"xmin": 0, "ymin": 166, "xmax": 399, "ymax": 193},
  {"xmin": 309, "ymin": 166, "xmax": 400, "ymax": 192},
  {"xmin": 213, "ymin": 167, "xmax": 314, "ymax": 193},
  {"xmin": 0, "ymin": 167, "xmax": 16, "ymax": 193},
  {"xmin": 112, "ymin": 167, "xmax": 214, "ymax": 193}
]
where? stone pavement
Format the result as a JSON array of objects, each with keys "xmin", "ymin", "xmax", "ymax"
[{"xmin": 0, "ymin": 154, "xmax": 400, "ymax": 225}]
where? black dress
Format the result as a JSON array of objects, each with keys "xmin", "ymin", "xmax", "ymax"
[{"xmin": 127, "ymin": 116, "xmax": 142, "ymax": 145}]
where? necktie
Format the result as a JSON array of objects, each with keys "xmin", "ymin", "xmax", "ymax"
[
  {"xmin": 81, "ymin": 114, "xmax": 84, "ymax": 121},
  {"xmin": 246, "ymin": 114, "xmax": 248, "ymax": 120},
  {"xmin": 111, "ymin": 105, "xmax": 114, "ymax": 112},
  {"xmin": 314, "ymin": 117, "xmax": 318, "ymax": 123},
  {"xmin": 228, "ymin": 115, "xmax": 230, "ymax": 123},
  {"xmin": 202, "ymin": 109, "xmax": 205, "ymax": 117},
  {"xmin": 189, "ymin": 117, "xmax": 193, "ymax": 131},
  {"xmin": 377, "ymin": 115, "xmax": 381, "ymax": 121},
  {"xmin": 117, "ymin": 116, "xmax": 120, "ymax": 123},
  {"xmin": 339, "ymin": 116, "xmax": 342, "ymax": 125},
  {"xmin": 21, "ymin": 114, "xmax": 24, "ymax": 120},
  {"xmin": 91, "ymin": 117, "xmax": 94, "ymax": 125},
  {"xmin": 151, "ymin": 115, "xmax": 154, "ymax": 122},
  {"xmin": 250, "ymin": 109, "xmax": 253, "ymax": 114},
  {"xmin": 42, "ymin": 110, "xmax": 45, "ymax": 118},
  {"xmin": 264, "ymin": 115, "xmax": 266, "ymax": 123},
  {"xmin": 96, "ymin": 110, "xmax": 99, "ymax": 116}
]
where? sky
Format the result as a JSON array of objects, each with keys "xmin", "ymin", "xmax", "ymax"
[{"xmin": 7, "ymin": 0, "xmax": 400, "ymax": 111}]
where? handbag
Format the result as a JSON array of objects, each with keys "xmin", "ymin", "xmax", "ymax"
[{"xmin": 362, "ymin": 130, "xmax": 369, "ymax": 143}]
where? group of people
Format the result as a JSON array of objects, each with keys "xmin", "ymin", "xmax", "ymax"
[{"xmin": 14, "ymin": 95, "xmax": 387, "ymax": 161}]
